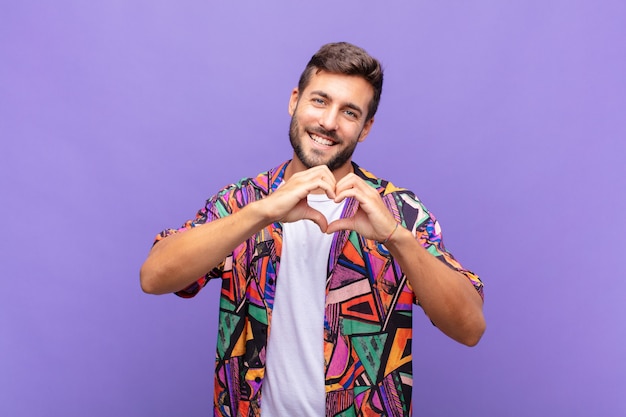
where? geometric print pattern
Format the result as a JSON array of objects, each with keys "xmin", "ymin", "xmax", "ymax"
[{"xmin": 155, "ymin": 160, "xmax": 483, "ymax": 417}]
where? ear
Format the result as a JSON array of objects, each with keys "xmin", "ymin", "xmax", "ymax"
[
  {"xmin": 358, "ymin": 117, "xmax": 375, "ymax": 142},
  {"xmin": 288, "ymin": 88, "xmax": 299, "ymax": 116}
]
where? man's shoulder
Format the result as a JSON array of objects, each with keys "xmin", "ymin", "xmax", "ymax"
[
  {"xmin": 352, "ymin": 162, "xmax": 430, "ymax": 218},
  {"xmin": 352, "ymin": 162, "xmax": 411, "ymax": 197},
  {"xmin": 213, "ymin": 160, "xmax": 290, "ymax": 199}
]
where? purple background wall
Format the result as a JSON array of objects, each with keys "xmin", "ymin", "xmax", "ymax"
[{"xmin": 2, "ymin": 1, "xmax": 625, "ymax": 416}]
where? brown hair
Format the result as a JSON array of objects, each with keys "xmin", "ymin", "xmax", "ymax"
[{"xmin": 297, "ymin": 42, "xmax": 384, "ymax": 121}]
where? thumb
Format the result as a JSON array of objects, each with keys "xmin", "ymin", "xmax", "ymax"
[
  {"xmin": 326, "ymin": 218, "xmax": 353, "ymax": 235},
  {"xmin": 303, "ymin": 208, "xmax": 329, "ymax": 233}
]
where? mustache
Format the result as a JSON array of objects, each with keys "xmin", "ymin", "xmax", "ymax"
[{"xmin": 308, "ymin": 127, "xmax": 340, "ymax": 143}]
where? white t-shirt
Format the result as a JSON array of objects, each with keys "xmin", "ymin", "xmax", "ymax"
[{"xmin": 261, "ymin": 194, "xmax": 345, "ymax": 417}]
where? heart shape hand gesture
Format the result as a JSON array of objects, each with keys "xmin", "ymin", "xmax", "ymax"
[{"xmin": 260, "ymin": 165, "xmax": 399, "ymax": 243}]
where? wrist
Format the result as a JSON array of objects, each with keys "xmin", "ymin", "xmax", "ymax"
[
  {"xmin": 382, "ymin": 223, "xmax": 412, "ymax": 249},
  {"xmin": 381, "ymin": 222, "xmax": 399, "ymax": 244},
  {"xmin": 245, "ymin": 199, "xmax": 276, "ymax": 228}
]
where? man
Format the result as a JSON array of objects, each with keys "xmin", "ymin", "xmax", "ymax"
[{"xmin": 141, "ymin": 42, "xmax": 485, "ymax": 417}]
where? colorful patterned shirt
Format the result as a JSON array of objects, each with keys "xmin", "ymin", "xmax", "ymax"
[{"xmin": 155, "ymin": 161, "xmax": 483, "ymax": 417}]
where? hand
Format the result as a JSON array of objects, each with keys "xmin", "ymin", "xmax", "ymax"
[
  {"xmin": 259, "ymin": 165, "xmax": 337, "ymax": 232},
  {"xmin": 326, "ymin": 173, "xmax": 398, "ymax": 242}
]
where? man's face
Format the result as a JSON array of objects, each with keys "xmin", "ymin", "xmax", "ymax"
[{"xmin": 288, "ymin": 70, "xmax": 375, "ymax": 174}]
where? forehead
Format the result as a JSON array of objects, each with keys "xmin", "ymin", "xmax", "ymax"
[{"xmin": 302, "ymin": 71, "xmax": 374, "ymax": 108}]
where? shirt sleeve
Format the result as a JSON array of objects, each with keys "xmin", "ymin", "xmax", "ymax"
[
  {"xmin": 391, "ymin": 191, "xmax": 484, "ymax": 299},
  {"xmin": 417, "ymin": 213, "xmax": 484, "ymax": 299},
  {"xmin": 151, "ymin": 196, "xmax": 228, "ymax": 298}
]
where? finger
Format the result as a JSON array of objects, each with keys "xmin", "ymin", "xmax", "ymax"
[
  {"xmin": 291, "ymin": 167, "xmax": 337, "ymax": 198},
  {"xmin": 334, "ymin": 183, "xmax": 375, "ymax": 206},
  {"xmin": 308, "ymin": 168, "xmax": 337, "ymax": 199},
  {"xmin": 334, "ymin": 172, "xmax": 363, "ymax": 191},
  {"xmin": 297, "ymin": 165, "xmax": 336, "ymax": 184},
  {"xmin": 334, "ymin": 175, "xmax": 374, "ymax": 201},
  {"xmin": 308, "ymin": 164, "xmax": 336, "ymax": 180},
  {"xmin": 332, "ymin": 184, "xmax": 396, "ymax": 238},
  {"xmin": 311, "ymin": 178, "xmax": 337, "ymax": 200},
  {"xmin": 278, "ymin": 174, "xmax": 335, "ymax": 202}
]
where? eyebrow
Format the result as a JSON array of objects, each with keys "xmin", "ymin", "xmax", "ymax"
[{"xmin": 310, "ymin": 90, "xmax": 364, "ymax": 115}]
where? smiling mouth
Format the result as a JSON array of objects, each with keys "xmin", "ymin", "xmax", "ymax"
[{"xmin": 309, "ymin": 132, "xmax": 336, "ymax": 146}]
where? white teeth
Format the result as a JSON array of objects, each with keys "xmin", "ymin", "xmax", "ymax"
[{"xmin": 310, "ymin": 134, "xmax": 334, "ymax": 146}]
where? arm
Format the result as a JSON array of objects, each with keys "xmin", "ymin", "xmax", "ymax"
[
  {"xmin": 326, "ymin": 174, "xmax": 485, "ymax": 346},
  {"xmin": 140, "ymin": 165, "xmax": 338, "ymax": 295},
  {"xmin": 140, "ymin": 202, "xmax": 270, "ymax": 295},
  {"xmin": 384, "ymin": 227, "xmax": 485, "ymax": 346}
]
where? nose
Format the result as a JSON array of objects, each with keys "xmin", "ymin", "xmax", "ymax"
[{"xmin": 319, "ymin": 107, "xmax": 339, "ymax": 131}]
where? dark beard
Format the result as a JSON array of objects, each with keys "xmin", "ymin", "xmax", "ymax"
[{"xmin": 288, "ymin": 115, "xmax": 358, "ymax": 172}]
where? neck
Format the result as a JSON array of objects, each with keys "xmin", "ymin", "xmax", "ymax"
[{"xmin": 284, "ymin": 155, "xmax": 354, "ymax": 183}]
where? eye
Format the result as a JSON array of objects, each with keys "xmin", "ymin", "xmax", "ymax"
[
  {"xmin": 344, "ymin": 109, "xmax": 358, "ymax": 119},
  {"xmin": 312, "ymin": 97, "xmax": 325, "ymax": 105}
]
